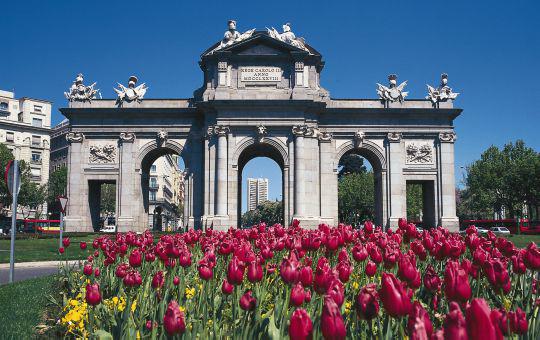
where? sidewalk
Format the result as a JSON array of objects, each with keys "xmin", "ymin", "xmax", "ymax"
[{"xmin": 0, "ymin": 260, "xmax": 80, "ymax": 269}]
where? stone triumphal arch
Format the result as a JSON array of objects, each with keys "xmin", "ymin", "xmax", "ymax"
[{"xmin": 62, "ymin": 22, "xmax": 461, "ymax": 232}]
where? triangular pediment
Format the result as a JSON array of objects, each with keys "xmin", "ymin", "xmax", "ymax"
[{"xmin": 201, "ymin": 31, "xmax": 320, "ymax": 57}]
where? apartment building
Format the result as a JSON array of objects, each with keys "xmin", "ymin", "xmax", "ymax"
[{"xmin": 0, "ymin": 90, "xmax": 51, "ymax": 217}]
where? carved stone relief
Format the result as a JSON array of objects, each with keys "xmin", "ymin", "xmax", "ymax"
[{"xmin": 89, "ymin": 144, "xmax": 117, "ymax": 164}]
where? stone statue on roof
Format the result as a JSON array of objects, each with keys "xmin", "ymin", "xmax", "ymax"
[
  {"xmin": 267, "ymin": 23, "xmax": 309, "ymax": 52},
  {"xmin": 64, "ymin": 73, "xmax": 99, "ymax": 102},
  {"xmin": 426, "ymin": 73, "xmax": 459, "ymax": 104},
  {"xmin": 216, "ymin": 20, "xmax": 255, "ymax": 50}
]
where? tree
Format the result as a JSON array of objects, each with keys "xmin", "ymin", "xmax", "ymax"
[
  {"xmin": 100, "ymin": 183, "xmax": 116, "ymax": 216},
  {"xmin": 338, "ymin": 154, "xmax": 367, "ymax": 178},
  {"xmin": 47, "ymin": 166, "xmax": 67, "ymax": 216},
  {"xmin": 463, "ymin": 140, "xmax": 540, "ymax": 219},
  {"xmin": 406, "ymin": 183, "xmax": 423, "ymax": 221},
  {"xmin": 338, "ymin": 172, "xmax": 374, "ymax": 225},
  {"xmin": 242, "ymin": 200, "xmax": 283, "ymax": 227}
]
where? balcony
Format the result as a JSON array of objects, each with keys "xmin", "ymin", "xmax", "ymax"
[{"xmin": 149, "ymin": 183, "xmax": 159, "ymax": 190}]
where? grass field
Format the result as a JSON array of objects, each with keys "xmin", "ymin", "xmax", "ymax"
[
  {"xmin": 503, "ymin": 234, "xmax": 540, "ymax": 248},
  {"xmin": 0, "ymin": 235, "xmax": 95, "ymax": 263},
  {"xmin": 0, "ymin": 275, "xmax": 57, "ymax": 338}
]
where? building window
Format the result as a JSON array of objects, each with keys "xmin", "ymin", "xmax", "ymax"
[
  {"xmin": 6, "ymin": 131, "xmax": 14, "ymax": 142},
  {"xmin": 149, "ymin": 191, "xmax": 156, "ymax": 201},
  {"xmin": 32, "ymin": 118, "xmax": 43, "ymax": 127},
  {"xmin": 150, "ymin": 164, "xmax": 157, "ymax": 173},
  {"xmin": 0, "ymin": 102, "xmax": 8, "ymax": 112},
  {"xmin": 30, "ymin": 168, "xmax": 41, "ymax": 178},
  {"xmin": 31, "ymin": 135, "xmax": 41, "ymax": 146},
  {"xmin": 34, "ymin": 105, "xmax": 42, "ymax": 113},
  {"xmin": 18, "ymin": 112, "xmax": 24, "ymax": 122},
  {"xmin": 150, "ymin": 177, "xmax": 158, "ymax": 188},
  {"xmin": 31, "ymin": 152, "xmax": 41, "ymax": 163}
]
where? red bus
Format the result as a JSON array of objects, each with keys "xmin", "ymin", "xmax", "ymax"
[
  {"xmin": 23, "ymin": 219, "xmax": 61, "ymax": 234},
  {"xmin": 460, "ymin": 218, "xmax": 540, "ymax": 234}
]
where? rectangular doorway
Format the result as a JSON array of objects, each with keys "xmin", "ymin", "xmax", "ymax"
[
  {"xmin": 88, "ymin": 180, "xmax": 116, "ymax": 231},
  {"xmin": 406, "ymin": 180, "xmax": 435, "ymax": 228}
]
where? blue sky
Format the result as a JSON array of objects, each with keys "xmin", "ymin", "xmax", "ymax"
[{"xmin": 2, "ymin": 0, "xmax": 539, "ymax": 212}]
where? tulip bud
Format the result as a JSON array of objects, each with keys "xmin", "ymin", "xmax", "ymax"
[
  {"xmin": 365, "ymin": 261, "xmax": 377, "ymax": 277},
  {"xmin": 173, "ymin": 276, "xmax": 180, "ymax": 286},
  {"xmin": 379, "ymin": 272, "xmax": 412, "ymax": 317},
  {"xmin": 443, "ymin": 302, "xmax": 467, "ymax": 340},
  {"xmin": 62, "ymin": 238, "xmax": 70, "ymax": 248},
  {"xmin": 289, "ymin": 308, "xmax": 313, "ymax": 340},
  {"xmin": 94, "ymin": 268, "xmax": 100, "ymax": 277},
  {"xmin": 128, "ymin": 248, "xmax": 143, "ymax": 267},
  {"xmin": 80, "ymin": 241, "xmax": 87, "ymax": 250},
  {"xmin": 290, "ymin": 282, "xmax": 306, "ymax": 307},
  {"xmin": 355, "ymin": 284, "xmax": 379, "ymax": 320},
  {"xmin": 321, "ymin": 296, "xmax": 346, "ymax": 340},
  {"xmin": 227, "ymin": 256, "xmax": 245, "ymax": 285},
  {"xmin": 58, "ymin": 247, "xmax": 65, "ymax": 254},
  {"xmin": 466, "ymin": 298, "xmax": 499, "ymax": 340},
  {"xmin": 300, "ymin": 266, "xmax": 313, "ymax": 287},
  {"xmin": 152, "ymin": 271, "xmax": 165, "ymax": 289},
  {"xmin": 239, "ymin": 290, "xmax": 257, "ymax": 311},
  {"xmin": 509, "ymin": 307, "xmax": 528, "ymax": 334},
  {"xmin": 222, "ymin": 279, "xmax": 234, "ymax": 295},
  {"xmin": 247, "ymin": 261, "xmax": 263, "ymax": 283},
  {"xmin": 83, "ymin": 263, "xmax": 93, "ymax": 276},
  {"xmin": 407, "ymin": 301, "xmax": 433, "ymax": 338},
  {"xmin": 85, "ymin": 283, "xmax": 101, "ymax": 306},
  {"xmin": 198, "ymin": 261, "xmax": 213, "ymax": 281},
  {"xmin": 444, "ymin": 261, "xmax": 471, "ymax": 303},
  {"xmin": 163, "ymin": 300, "xmax": 186, "ymax": 335}
]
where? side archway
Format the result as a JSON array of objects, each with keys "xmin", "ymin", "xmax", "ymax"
[{"xmin": 136, "ymin": 139, "xmax": 189, "ymax": 231}]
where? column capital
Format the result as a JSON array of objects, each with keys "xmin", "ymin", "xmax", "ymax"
[
  {"xmin": 317, "ymin": 129, "xmax": 333, "ymax": 142},
  {"xmin": 292, "ymin": 125, "xmax": 315, "ymax": 137},
  {"xmin": 119, "ymin": 132, "xmax": 135, "ymax": 143},
  {"xmin": 438, "ymin": 132, "xmax": 457, "ymax": 143},
  {"xmin": 387, "ymin": 132, "xmax": 402, "ymax": 142},
  {"xmin": 66, "ymin": 132, "xmax": 84, "ymax": 143},
  {"xmin": 207, "ymin": 124, "xmax": 230, "ymax": 137}
]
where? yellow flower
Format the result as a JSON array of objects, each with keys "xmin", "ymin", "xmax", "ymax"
[
  {"xmin": 352, "ymin": 281, "xmax": 359, "ymax": 290},
  {"xmin": 185, "ymin": 287, "xmax": 196, "ymax": 299},
  {"xmin": 503, "ymin": 297, "xmax": 511, "ymax": 311},
  {"xmin": 179, "ymin": 305, "xmax": 186, "ymax": 313},
  {"xmin": 131, "ymin": 300, "xmax": 137, "ymax": 312},
  {"xmin": 344, "ymin": 301, "xmax": 352, "ymax": 315},
  {"xmin": 207, "ymin": 319, "xmax": 213, "ymax": 327}
]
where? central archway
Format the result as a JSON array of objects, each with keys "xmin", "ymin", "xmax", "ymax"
[
  {"xmin": 232, "ymin": 138, "xmax": 289, "ymax": 227},
  {"xmin": 335, "ymin": 141, "xmax": 387, "ymax": 227}
]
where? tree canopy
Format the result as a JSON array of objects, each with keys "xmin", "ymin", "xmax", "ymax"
[
  {"xmin": 338, "ymin": 171, "xmax": 374, "ymax": 225},
  {"xmin": 338, "ymin": 154, "xmax": 367, "ymax": 178},
  {"xmin": 242, "ymin": 200, "xmax": 283, "ymax": 227},
  {"xmin": 459, "ymin": 140, "xmax": 540, "ymax": 219}
]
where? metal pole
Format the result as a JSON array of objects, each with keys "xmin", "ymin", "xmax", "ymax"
[
  {"xmin": 59, "ymin": 211, "xmax": 64, "ymax": 249},
  {"xmin": 9, "ymin": 160, "xmax": 19, "ymax": 283}
]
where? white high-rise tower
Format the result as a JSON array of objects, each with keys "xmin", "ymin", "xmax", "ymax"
[{"xmin": 247, "ymin": 178, "xmax": 269, "ymax": 211}]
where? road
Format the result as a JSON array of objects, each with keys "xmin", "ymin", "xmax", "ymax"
[{"xmin": 0, "ymin": 260, "xmax": 78, "ymax": 285}]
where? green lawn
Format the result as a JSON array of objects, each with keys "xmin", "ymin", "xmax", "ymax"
[
  {"xmin": 0, "ymin": 275, "xmax": 57, "ymax": 338},
  {"xmin": 0, "ymin": 235, "xmax": 95, "ymax": 263},
  {"xmin": 503, "ymin": 234, "xmax": 540, "ymax": 249}
]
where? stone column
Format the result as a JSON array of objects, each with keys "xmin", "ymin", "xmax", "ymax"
[
  {"xmin": 182, "ymin": 170, "xmax": 190, "ymax": 229},
  {"xmin": 318, "ymin": 130, "xmax": 336, "ymax": 224},
  {"xmin": 214, "ymin": 125, "xmax": 230, "ymax": 224},
  {"xmin": 438, "ymin": 132, "xmax": 459, "ymax": 232},
  {"xmin": 292, "ymin": 126, "xmax": 306, "ymax": 217},
  {"xmin": 117, "ymin": 132, "xmax": 135, "ymax": 232},
  {"xmin": 387, "ymin": 132, "xmax": 406, "ymax": 228},
  {"xmin": 64, "ymin": 132, "xmax": 90, "ymax": 232}
]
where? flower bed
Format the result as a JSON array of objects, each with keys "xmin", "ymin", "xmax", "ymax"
[{"xmin": 55, "ymin": 219, "xmax": 540, "ymax": 339}]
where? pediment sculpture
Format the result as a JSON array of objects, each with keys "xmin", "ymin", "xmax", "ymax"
[
  {"xmin": 426, "ymin": 73, "xmax": 459, "ymax": 104},
  {"xmin": 214, "ymin": 20, "xmax": 255, "ymax": 52},
  {"xmin": 89, "ymin": 144, "xmax": 116, "ymax": 164},
  {"xmin": 377, "ymin": 74, "xmax": 408, "ymax": 103},
  {"xmin": 267, "ymin": 23, "xmax": 309, "ymax": 52},
  {"xmin": 114, "ymin": 76, "xmax": 148, "ymax": 106},
  {"xmin": 64, "ymin": 73, "xmax": 99, "ymax": 102}
]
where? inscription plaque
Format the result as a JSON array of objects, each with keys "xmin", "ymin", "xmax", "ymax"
[{"xmin": 240, "ymin": 66, "xmax": 282, "ymax": 82}]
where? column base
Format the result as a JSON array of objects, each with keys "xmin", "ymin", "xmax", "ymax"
[
  {"xmin": 64, "ymin": 216, "xmax": 93, "ymax": 232},
  {"xmin": 116, "ymin": 217, "xmax": 135, "ymax": 232},
  {"xmin": 388, "ymin": 217, "xmax": 402, "ymax": 231},
  {"xmin": 292, "ymin": 216, "xmax": 321, "ymax": 229},
  {"xmin": 440, "ymin": 217, "xmax": 460, "ymax": 233},
  {"xmin": 203, "ymin": 215, "xmax": 231, "ymax": 231}
]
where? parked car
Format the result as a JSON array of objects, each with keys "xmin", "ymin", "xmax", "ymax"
[
  {"xmin": 476, "ymin": 227, "xmax": 489, "ymax": 234},
  {"xmin": 490, "ymin": 226, "xmax": 510, "ymax": 235},
  {"xmin": 100, "ymin": 225, "xmax": 116, "ymax": 233}
]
